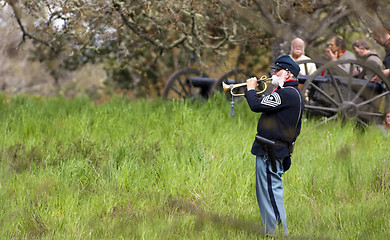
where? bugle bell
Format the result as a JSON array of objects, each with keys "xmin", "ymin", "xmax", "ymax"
[{"xmin": 222, "ymin": 75, "xmax": 271, "ymax": 97}]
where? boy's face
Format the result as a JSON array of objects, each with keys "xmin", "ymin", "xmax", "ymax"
[{"xmin": 386, "ymin": 112, "xmax": 390, "ymax": 125}]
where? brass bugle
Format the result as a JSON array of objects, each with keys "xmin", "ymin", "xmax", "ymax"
[{"xmin": 222, "ymin": 75, "xmax": 271, "ymax": 97}]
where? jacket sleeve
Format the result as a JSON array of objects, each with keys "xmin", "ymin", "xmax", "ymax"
[{"xmin": 244, "ymin": 89, "xmax": 286, "ymax": 113}]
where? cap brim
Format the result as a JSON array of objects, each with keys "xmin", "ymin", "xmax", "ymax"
[{"xmin": 271, "ymin": 65, "xmax": 283, "ymax": 71}]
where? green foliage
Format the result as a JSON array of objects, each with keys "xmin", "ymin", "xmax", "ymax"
[{"xmin": 0, "ymin": 93, "xmax": 389, "ymax": 239}]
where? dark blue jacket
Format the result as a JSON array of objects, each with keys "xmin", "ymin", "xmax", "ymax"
[
  {"xmin": 384, "ymin": 42, "xmax": 390, "ymax": 69},
  {"xmin": 244, "ymin": 80, "xmax": 304, "ymax": 159}
]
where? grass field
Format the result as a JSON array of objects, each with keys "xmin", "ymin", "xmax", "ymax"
[{"xmin": 0, "ymin": 93, "xmax": 389, "ymax": 239}]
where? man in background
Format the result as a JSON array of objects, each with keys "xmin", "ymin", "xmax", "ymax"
[
  {"xmin": 371, "ymin": 26, "xmax": 390, "ymax": 112},
  {"xmin": 325, "ymin": 36, "xmax": 356, "ymax": 73},
  {"xmin": 372, "ymin": 25, "xmax": 390, "ymax": 78},
  {"xmin": 290, "ymin": 38, "xmax": 317, "ymax": 75},
  {"xmin": 352, "ymin": 39, "xmax": 383, "ymax": 80}
]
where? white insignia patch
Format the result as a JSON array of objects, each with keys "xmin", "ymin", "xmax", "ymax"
[{"xmin": 261, "ymin": 92, "xmax": 281, "ymax": 107}]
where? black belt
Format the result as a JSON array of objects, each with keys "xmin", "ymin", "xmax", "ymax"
[{"xmin": 255, "ymin": 134, "xmax": 277, "ymax": 172}]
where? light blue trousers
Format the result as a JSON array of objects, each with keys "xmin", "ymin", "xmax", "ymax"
[{"xmin": 256, "ymin": 155, "xmax": 287, "ymax": 236}]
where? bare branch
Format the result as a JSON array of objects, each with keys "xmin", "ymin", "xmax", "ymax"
[
  {"xmin": 7, "ymin": 0, "xmax": 55, "ymax": 50},
  {"xmin": 112, "ymin": 1, "xmax": 187, "ymax": 50},
  {"xmin": 306, "ymin": 5, "xmax": 352, "ymax": 43},
  {"xmin": 252, "ymin": 0, "xmax": 275, "ymax": 33}
]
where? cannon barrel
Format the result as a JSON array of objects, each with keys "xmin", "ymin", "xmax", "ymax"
[{"xmin": 162, "ymin": 68, "xmax": 249, "ymax": 100}]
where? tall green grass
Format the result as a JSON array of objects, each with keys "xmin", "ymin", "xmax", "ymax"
[{"xmin": 0, "ymin": 92, "xmax": 389, "ymax": 239}]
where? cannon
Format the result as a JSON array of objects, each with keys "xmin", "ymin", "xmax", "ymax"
[
  {"xmin": 163, "ymin": 59, "xmax": 390, "ymax": 125},
  {"xmin": 297, "ymin": 59, "xmax": 390, "ymax": 125},
  {"xmin": 162, "ymin": 68, "xmax": 253, "ymax": 100}
]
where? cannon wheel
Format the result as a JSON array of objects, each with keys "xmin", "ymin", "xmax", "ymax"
[
  {"xmin": 162, "ymin": 68, "xmax": 209, "ymax": 100},
  {"xmin": 300, "ymin": 59, "xmax": 390, "ymax": 126},
  {"xmin": 210, "ymin": 68, "xmax": 254, "ymax": 99}
]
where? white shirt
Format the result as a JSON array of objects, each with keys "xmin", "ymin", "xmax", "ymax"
[{"xmin": 290, "ymin": 54, "xmax": 317, "ymax": 75}]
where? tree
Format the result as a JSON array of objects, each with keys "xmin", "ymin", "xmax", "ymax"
[
  {"xmin": 4, "ymin": 0, "xmax": 267, "ymax": 96},
  {"xmin": 222, "ymin": 0, "xmax": 390, "ymax": 59},
  {"xmin": 3, "ymin": 0, "xmax": 390, "ymax": 97}
]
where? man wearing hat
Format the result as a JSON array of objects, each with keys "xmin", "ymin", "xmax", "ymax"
[{"xmin": 245, "ymin": 55, "xmax": 304, "ymax": 237}]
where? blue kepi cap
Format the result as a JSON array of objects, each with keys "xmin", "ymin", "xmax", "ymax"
[{"xmin": 271, "ymin": 55, "xmax": 300, "ymax": 77}]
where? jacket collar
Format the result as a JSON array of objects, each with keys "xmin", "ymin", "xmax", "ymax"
[
  {"xmin": 271, "ymin": 79, "xmax": 298, "ymax": 93},
  {"xmin": 283, "ymin": 79, "xmax": 299, "ymax": 87}
]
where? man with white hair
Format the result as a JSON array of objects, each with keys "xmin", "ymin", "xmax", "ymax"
[{"xmin": 289, "ymin": 38, "xmax": 317, "ymax": 75}]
